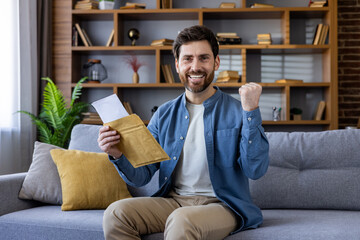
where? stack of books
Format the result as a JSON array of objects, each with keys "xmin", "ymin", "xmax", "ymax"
[
  {"xmin": 219, "ymin": 2, "xmax": 236, "ymax": 8},
  {"xmin": 275, "ymin": 79, "xmax": 303, "ymax": 84},
  {"xmin": 120, "ymin": 2, "xmax": 146, "ymax": 9},
  {"xmin": 81, "ymin": 112, "xmax": 102, "ymax": 125},
  {"xmin": 250, "ymin": 3, "xmax": 274, "ymax": 8},
  {"xmin": 151, "ymin": 38, "xmax": 174, "ymax": 46},
  {"xmin": 216, "ymin": 33, "xmax": 242, "ymax": 45},
  {"xmin": 74, "ymin": 0, "xmax": 99, "ymax": 10},
  {"xmin": 74, "ymin": 23, "xmax": 93, "ymax": 47},
  {"xmin": 257, "ymin": 33, "xmax": 272, "ymax": 45},
  {"xmin": 216, "ymin": 70, "xmax": 240, "ymax": 83},
  {"xmin": 308, "ymin": 0, "xmax": 327, "ymax": 7},
  {"xmin": 312, "ymin": 24, "xmax": 329, "ymax": 45}
]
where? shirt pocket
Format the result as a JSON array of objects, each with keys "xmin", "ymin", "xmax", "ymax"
[{"xmin": 214, "ymin": 128, "xmax": 240, "ymax": 168}]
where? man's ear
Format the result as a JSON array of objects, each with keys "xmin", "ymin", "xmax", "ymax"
[
  {"xmin": 175, "ymin": 58, "xmax": 180, "ymax": 73},
  {"xmin": 214, "ymin": 55, "xmax": 220, "ymax": 71}
]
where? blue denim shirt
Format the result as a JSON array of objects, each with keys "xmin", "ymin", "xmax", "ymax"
[{"xmin": 111, "ymin": 87, "xmax": 269, "ymax": 233}]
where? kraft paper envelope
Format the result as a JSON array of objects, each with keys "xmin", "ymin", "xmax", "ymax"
[{"xmin": 103, "ymin": 114, "xmax": 170, "ymax": 168}]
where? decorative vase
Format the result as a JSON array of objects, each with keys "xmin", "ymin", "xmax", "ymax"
[{"xmin": 132, "ymin": 72, "xmax": 139, "ymax": 83}]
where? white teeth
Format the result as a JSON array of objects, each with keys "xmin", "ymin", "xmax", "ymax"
[{"xmin": 189, "ymin": 75, "xmax": 204, "ymax": 79}]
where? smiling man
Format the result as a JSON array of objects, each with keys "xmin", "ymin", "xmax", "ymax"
[{"xmin": 99, "ymin": 25, "xmax": 269, "ymax": 240}]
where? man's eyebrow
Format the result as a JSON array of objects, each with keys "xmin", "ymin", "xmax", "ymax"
[{"xmin": 181, "ymin": 53, "xmax": 211, "ymax": 58}]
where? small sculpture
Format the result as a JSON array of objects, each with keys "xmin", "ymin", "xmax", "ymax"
[
  {"xmin": 272, "ymin": 107, "xmax": 282, "ymax": 121},
  {"xmin": 128, "ymin": 28, "xmax": 140, "ymax": 46}
]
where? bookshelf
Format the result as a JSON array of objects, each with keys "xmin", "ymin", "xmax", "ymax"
[{"xmin": 53, "ymin": 0, "xmax": 338, "ymax": 130}]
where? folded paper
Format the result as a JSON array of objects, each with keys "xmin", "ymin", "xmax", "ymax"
[
  {"xmin": 103, "ymin": 114, "xmax": 170, "ymax": 168},
  {"xmin": 91, "ymin": 94, "xmax": 128, "ymax": 123}
]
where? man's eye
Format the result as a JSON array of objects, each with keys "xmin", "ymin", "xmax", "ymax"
[{"xmin": 201, "ymin": 56, "xmax": 209, "ymax": 61}]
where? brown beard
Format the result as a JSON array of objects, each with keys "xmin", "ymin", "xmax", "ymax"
[{"xmin": 179, "ymin": 70, "xmax": 215, "ymax": 93}]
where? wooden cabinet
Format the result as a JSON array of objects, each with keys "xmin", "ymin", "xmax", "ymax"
[{"xmin": 53, "ymin": 0, "xmax": 338, "ymax": 130}]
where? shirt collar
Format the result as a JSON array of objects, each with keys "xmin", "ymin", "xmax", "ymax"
[{"xmin": 181, "ymin": 86, "xmax": 221, "ymax": 108}]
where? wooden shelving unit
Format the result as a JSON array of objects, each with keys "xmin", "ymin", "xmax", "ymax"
[{"xmin": 53, "ymin": 0, "xmax": 338, "ymax": 130}]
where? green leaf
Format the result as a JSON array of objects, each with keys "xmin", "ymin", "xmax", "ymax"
[
  {"xmin": 41, "ymin": 77, "xmax": 67, "ymax": 129},
  {"xmin": 71, "ymin": 77, "xmax": 87, "ymax": 107},
  {"xmin": 18, "ymin": 77, "xmax": 87, "ymax": 148}
]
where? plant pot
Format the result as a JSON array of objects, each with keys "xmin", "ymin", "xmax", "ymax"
[
  {"xmin": 293, "ymin": 114, "xmax": 302, "ymax": 121},
  {"xmin": 132, "ymin": 72, "xmax": 139, "ymax": 84}
]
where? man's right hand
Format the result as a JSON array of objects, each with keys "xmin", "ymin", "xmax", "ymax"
[{"xmin": 98, "ymin": 126, "xmax": 123, "ymax": 159}]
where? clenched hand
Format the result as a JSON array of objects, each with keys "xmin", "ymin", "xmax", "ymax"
[{"xmin": 238, "ymin": 82, "xmax": 262, "ymax": 112}]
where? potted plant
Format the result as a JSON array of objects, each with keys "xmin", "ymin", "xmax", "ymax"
[
  {"xmin": 18, "ymin": 77, "xmax": 88, "ymax": 148},
  {"xmin": 290, "ymin": 107, "xmax": 303, "ymax": 121}
]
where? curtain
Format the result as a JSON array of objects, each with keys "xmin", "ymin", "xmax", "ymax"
[{"xmin": 0, "ymin": 0, "xmax": 39, "ymax": 175}]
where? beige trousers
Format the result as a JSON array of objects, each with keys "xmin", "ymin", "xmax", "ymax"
[{"xmin": 103, "ymin": 191, "xmax": 238, "ymax": 240}]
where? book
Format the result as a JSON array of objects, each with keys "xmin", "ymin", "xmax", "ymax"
[
  {"xmin": 258, "ymin": 40, "xmax": 272, "ymax": 45},
  {"xmin": 309, "ymin": 0, "xmax": 327, "ymax": 7},
  {"xmin": 106, "ymin": 29, "xmax": 115, "ymax": 47},
  {"xmin": 219, "ymin": 2, "xmax": 236, "ymax": 8},
  {"xmin": 250, "ymin": 3, "xmax": 274, "ymax": 8},
  {"xmin": 81, "ymin": 112, "xmax": 102, "ymax": 124},
  {"xmin": 257, "ymin": 33, "xmax": 272, "ymax": 45},
  {"xmin": 161, "ymin": 64, "xmax": 174, "ymax": 83},
  {"xmin": 120, "ymin": 2, "xmax": 146, "ymax": 9},
  {"xmin": 217, "ymin": 32, "xmax": 238, "ymax": 37},
  {"xmin": 275, "ymin": 79, "xmax": 303, "ymax": 83},
  {"xmin": 75, "ymin": 23, "xmax": 89, "ymax": 47},
  {"xmin": 217, "ymin": 37, "xmax": 242, "ymax": 45},
  {"xmin": 216, "ymin": 70, "xmax": 240, "ymax": 83},
  {"xmin": 165, "ymin": 64, "xmax": 175, "ymax": 83},
  {"xmin": 82, "ymin": 29, "xmax": 93, "ymax": 46},
  {"xmin": 319, "ymin": 24, "xmax": 329, "ymax": 45},
  {"xmin": 312, "ymin": 23, "xmax": 323, "ymax": 45},
  {"xmin": 314, "ymin": 100, "xmax": 326, "ymax": 120},
  {"xmin": 217, "ymin": 32, "xmax": 242, "ymax": 45},
  {"xmin": 123, "ymin": 101, "xmax": 133, "ymax": 115},
  {"xmin": 150, "ymin": 38, "xmax": 174, "ymax": 46},
  {"xmin": 257, "ymin": 33, "xmax": 271, "ymax": 39},
  {"xmin": 74, "ymin": 0, "xmax": 99, "ymax": 10}
]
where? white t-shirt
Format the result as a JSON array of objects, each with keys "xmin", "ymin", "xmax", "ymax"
[{"xmin": 173, "ymin": 102, "xmax": 215, "ymax": 197}]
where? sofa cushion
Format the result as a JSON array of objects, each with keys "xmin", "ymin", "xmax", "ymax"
[
  {"xmin": 250, "ymin": 129, "xmax": 360, "ymax": 210},
  {"xmin": 69, "ymin": 124, "xmax": 160, "ymax": 198},
  {"xmin": 18, "ymin": 141, "xmax": 63, "ymax": 205},
  {"xmin": 225, "ymin": 209, "xmax": 360, "ymax": 240},
  {"xmin": 51, "ymin": 149, "xmax": 132, "ymax": 211},
  {"xmin": 0, "ymin": 206, "xmax": 104, "ymax": 240}
]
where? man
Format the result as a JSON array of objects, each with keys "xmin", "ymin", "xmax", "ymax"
[{"xmin": 98, "ymin": 25, "xmax": 269, "ymax": 240}]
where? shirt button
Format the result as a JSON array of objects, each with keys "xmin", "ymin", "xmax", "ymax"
[
  {"xmin": 173, "ymin": 156, "xmax": 177, "ymax": 160},
  {"xmin": 165, "ymin": 177, "xmax": 168, "ymax": 181},
  {"xmin": 249, "ymin": 140, "xmax": 252, "ymax": 144},
  {"xmin": 180, "ymin": 136, "xmax": 184, "ymax": 140},
  {"xmin": 248, "ymin": 117, "xmax": 252, "ymax": 122},
  {"xmin": 185, "ymin": 115, "xmax": 188, "ymax": 119}
]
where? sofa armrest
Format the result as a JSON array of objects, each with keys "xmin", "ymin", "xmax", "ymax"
[{"xmin": 0, "ymin": 172, "xmax": 41, "ymax": 216}]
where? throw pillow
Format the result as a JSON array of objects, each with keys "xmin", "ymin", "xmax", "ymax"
[
  {"xmin": 50, "ymin": 149, "xmax": 132, "ymax": 211},
  {"xmin": 19, "ymin": 141, "xmax": 63, "ymax": 205}
]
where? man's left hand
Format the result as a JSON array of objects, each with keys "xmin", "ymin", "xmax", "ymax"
[{"xmin": 238, "ymin": 82, "xmax": 262, "ymax": 112}]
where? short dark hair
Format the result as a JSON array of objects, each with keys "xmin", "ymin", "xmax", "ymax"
[{"xmin": 173, "ymin": 25, "xmax": 219, "ymax": 60}]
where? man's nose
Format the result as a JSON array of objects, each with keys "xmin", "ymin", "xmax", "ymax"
[{"xmin": 190, "ymin": 59, "xmax": 201, "ymax": 72}]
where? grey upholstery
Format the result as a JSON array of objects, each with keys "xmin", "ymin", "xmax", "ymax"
[
  {"xmin": 1, "ymin": 125, "xmax": 360, "ymax": 240},
  {"xmin": 251, "ymin": 130, "xmax": 360, "ymax": 210}
]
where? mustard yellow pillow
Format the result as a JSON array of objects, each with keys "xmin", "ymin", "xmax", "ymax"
[{"xmin": 50, "ymin": 149, "xmax": 132, "ymax": 211}]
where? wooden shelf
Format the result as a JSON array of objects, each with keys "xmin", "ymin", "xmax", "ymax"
[{"xmin": 53, "ymin": 0, "xmax": 338, "ymax": 130}]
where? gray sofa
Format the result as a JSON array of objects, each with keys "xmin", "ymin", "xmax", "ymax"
[{"xmin": 1, "ymin": 124, "xmax": 360, "ymax": 240}]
